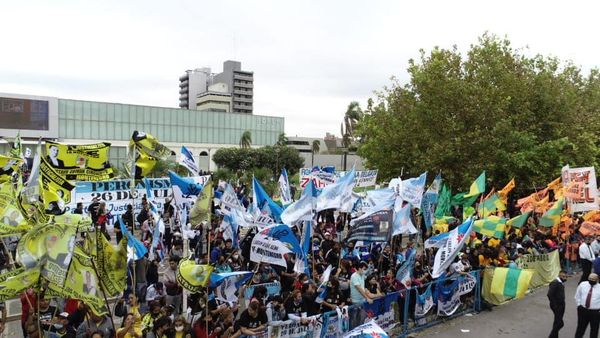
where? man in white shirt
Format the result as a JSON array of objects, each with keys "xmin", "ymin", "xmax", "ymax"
[
  {"xmin": 580, "ymin": 237, "xmax": 596, "ymax": 284},
  {"xmin": 575, "ymin": 273, "xmax": 600, "ymax": 338},
  {"xmin": 593, "ymin": 235, "xmax": 600, "ymax": 256}
]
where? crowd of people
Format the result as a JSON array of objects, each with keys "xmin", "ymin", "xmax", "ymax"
[{"xmin": 0, "ymin": 177, "xmax": 592, "ymax": 338}]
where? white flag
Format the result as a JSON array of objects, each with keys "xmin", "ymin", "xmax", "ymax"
[{"xmin": 178, "ymin": 145, "xmax": 199, "ymax": 175}]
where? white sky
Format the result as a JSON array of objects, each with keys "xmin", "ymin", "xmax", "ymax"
[{"xmin": 1, "ymin": 0, "xmax": 598, "ymax": 138}]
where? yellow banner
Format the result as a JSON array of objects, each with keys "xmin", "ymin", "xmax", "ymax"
[
  {"xmin": 47, "ymin": 248, "xmax": 108, "ymax": 315},
  {"xmin": 0, "ymin": 155, "xmax": 23, "ymax": 183},
  {"xmin": 176, "ymin": 259, "xmax": 214, "ymax": 292},
  {"xmin": 483, "ymin": 250, "xmax": 560, "ymax": 305},
  {"xmin": 0, "ymin": 183, "xmax": 30, "ymax": 236},
  {"xmin": 0, "ymin": 268, "xmax": 39, "ymax": 301},
  {"xmin": 90, "ymin": 230, "xmax": 127, "ymax": 296},
  {"xmin": 17, "ymin": 223, "xmax": 77, "ymax": 287},
  {"xmin": 40, "ymin": 157, "xmax": 75, "ymax": 215},
  {"xmin": 45, "ymin": 141, "xmax": 114, "ymax": 181}
]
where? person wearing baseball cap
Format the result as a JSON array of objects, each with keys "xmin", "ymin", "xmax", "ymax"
[{"xmin": 49, "ymin": 312, "xmax": 76, "ymax": 337}]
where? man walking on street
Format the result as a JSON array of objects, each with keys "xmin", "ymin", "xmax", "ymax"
[
  {"xmin": 547, "ymin": 270, "xmax": 567, "ymax": 338},
  {"xmin": 575, "ymin": 273, "xmax": 600, "ymax": 338}
]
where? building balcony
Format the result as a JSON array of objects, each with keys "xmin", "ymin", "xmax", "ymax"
[
  {"xmin": 233, "ymin": 88, "xmax": 253, "ymax": 96},
  {"xmin": 179, "ymin": 80, "xmax": 189, "ymax": 87},
  {"xmin": 233, "ymin": 104, "xmax": 252, "ymax": 111},
  {"xmin": 179, "ymin": 93, "xmax": 188, "ymax": 99},
  {"xmin": 179, "ymin": 88, "xmax": 187, "ymax": 94},
  {"xmin": 235, "ymin": 82, "xmax": 253, "ymax": 89},
  {"xmin": 233, "ymin": 73, "xmax": 254, "ymax": 82},
  {"xmin": 179, "ymin": 74, "xmax": 189, "ymax": 81},
  {"xmin": 234, "ymin": 96, "xmax": 253, "ymax": 104}
]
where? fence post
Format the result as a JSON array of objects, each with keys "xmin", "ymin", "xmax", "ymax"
[{"xmin": 402, "ymin": 288, "xmax": 410, "ymax": 335}]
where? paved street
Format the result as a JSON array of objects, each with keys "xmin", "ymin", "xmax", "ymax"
[{"xmin": 415, "ymin": 274, "xmax": 580, "ymax": 337}]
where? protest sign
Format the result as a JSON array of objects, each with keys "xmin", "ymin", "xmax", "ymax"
[
  {"xmin": 437, "ymin": 289, "xmax": 461, "ymax": 316},
  {"xmin": 563, "ymin": 166, "xmax": 598, "ymax": 213},
  {"xmin": 580, "ymin": 221, "xmax": 600, "ymax": 236},
  {"xmin": 299, "ymin": 168, "xmax": 378, "ymax": 189},
  {"xmin": 515, "ymin": 249, "xmax": 560, "ymax": 288},
  {"xmin": 244, "ymin": 282, "xmax": 281, "ymax": 307},
  {"xmin": 347, "ymin": 209, "xmax": 392, "ymax": 242},
  {"xmin": 66, "ymin": 178, "xmax": 172, "ymax": 215},
  {"xmin": 362, "ymin": 292, "xmax": 398, "ymax": 331},
  {"xmin": 457, "ymin": 272, "xmax": 477, "ymax": 296},
  {"xmin": 45, "ymin": 141, "xmax": 113, "ymax": 181}
]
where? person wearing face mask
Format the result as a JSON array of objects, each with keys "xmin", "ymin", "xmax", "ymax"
[
  {"xmin": 349, "ymin": 261, "xmax": 374, "ymax": 329},
  {"xmin": 49, "ymin": 312, "xmax": 76, "ymax": 338},
  {"xmin": 547, "ymin": 271, "xmax": 567, "ymax": 338},
  {"xmin": 575, "ymin": 273, "xmax": 600, "ymax": 338},
  {"xmin": 172, "ymin": 315, "xmax": 192, "ymax": 338}
]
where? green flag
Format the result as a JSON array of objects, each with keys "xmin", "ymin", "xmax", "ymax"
[
  {"xmin": 465, "ymin": 171, "xmax": 486, "ymax": 198},
  {"xmin": 451, "ymin": 192, "xmax": 478, "ymax": 207},
  {"xmin": 507, "ymin": 211, "xmax": 531, "ymax": 228},
  {"xmin": 434, "ymin": 184, "xmax": 451, "ymax": 218},
  {"xmin": 539, "ymin": 198, "xmax": 565, "ymax": 227},
  {"xmin": 478, "ymin": 193, "xmax": 506, "ymax": 217},
  {"xmin": 473, "ymin": 216, "xmax": 507, "ymax": 239}
]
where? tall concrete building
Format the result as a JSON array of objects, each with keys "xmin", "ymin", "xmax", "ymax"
[{"xmin": 178, "ymin": 60, "xmax": 253, "ymax": 114}]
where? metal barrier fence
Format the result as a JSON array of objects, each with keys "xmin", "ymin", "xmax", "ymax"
[{"xmin": 246, "ymin": 270, "xmax": 482, "ymax": 337}]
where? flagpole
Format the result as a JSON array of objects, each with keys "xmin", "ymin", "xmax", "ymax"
[
  {"xmin": 90, "ymin": 259, "xmax": 117, "ymax": 334},
  {"xmin": 129, "ymin": 146, "xmax": 138, "ymax": 299}
]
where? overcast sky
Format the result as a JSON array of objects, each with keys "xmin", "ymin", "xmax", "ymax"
[{"xmin": 1, "ymin": 0, "xmax": 598, "ymax": 138}]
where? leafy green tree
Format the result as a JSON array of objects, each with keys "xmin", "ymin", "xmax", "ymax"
[
  {"xmin": 356, "ymin": 33, "xmax": 600, "ymax": 193},
  {"xmin": 212, "ymin": 145, "xmax": 304, "ymax": 178},
  {"xmin": 276, "ymin": 133, "xmax": 288, "ymax": 146},
  {"xmin": 240, "ymin": 130, "xmax": 252, "ymax": 149}
]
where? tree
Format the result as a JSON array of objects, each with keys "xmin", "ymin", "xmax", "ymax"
[
  {"xmin": 341, "ymin": 101, "xmax": 363, "ymax": 150},
  {"xmin": 240, "ymin": 130, "xmax": 252, "ymax": 149},
  {"xmin": 276, "ymin": 133, "xmax": 288, "ymax": 146},
  {"xmin": 213, "ymin": 145, "xmax": 304, "ymax": 178},
  {"xmin": 356, "ymin": 33, "xmax": 600, "ymax": 193},
  {"xmin": 311, "ymin": 140, "xmax": 321, "ymax": 166}
]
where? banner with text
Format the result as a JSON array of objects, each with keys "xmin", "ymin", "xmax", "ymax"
[{"xmin": 299, "ymin": 168, "xmax": 378, "ymax": 189}]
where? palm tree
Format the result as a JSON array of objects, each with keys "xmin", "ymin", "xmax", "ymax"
[
  {"xmin": 311, "ymin": 140, "xmax": 321, "ymax": 166},
  {"xmin": 340, "ymin": 101, "xmax": 362, "ymax": 170},
  {"xmin": 240, "ymin": 130, "xmax": 252, "ymax": 149},
  {"xmin": 276, "ymin": 133, "xmax": 288, "ymax": 146}
]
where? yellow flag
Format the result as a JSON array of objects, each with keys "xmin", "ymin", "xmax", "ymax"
[
  {"xmin": 0, "ymin": 268, "xmax": 40, "ymax": 301},
  {"xmin": 44, "ymin": 141, "xmax": 114, "ymax": 181},
  {"xmin": 0, "ymin": 183, "xmax": 30, "ymax": 236},
  {"xmin": 498, "ymin": 178, "xmax": 515, "ymax": 200},
  {"xmin": 39, "ymin": 157, "xmax": 74, "ymax": 215},
  {"xmin": 127, "ymin": 131, "xmax": 174, "ymax": 179},
  {"xmin": 17, "ymin": 223, "xmax": 78, "ymax": 286},
  {"xmin": 47, "ymin": 247, "xmax": 108, "ymax": 315},
  {"xmin": 176, "ymin": 259, "xmax": 214, "ymax": 292},
  {"xmin": 90, "ymin": 230, "xmax": 127, "ymax": 296},
  {"xmin": 190, "ymin": 181, "xmax": 212, "ymax": 225},
  {"xmin": 0, "ymin": 155, "xmax": 23, "ymax": 183}
]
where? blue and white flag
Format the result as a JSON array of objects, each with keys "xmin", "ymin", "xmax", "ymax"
[
  {"xmin": 278, "ymin": 168, "xmax": 293, "ymax": 207},
  {"xmin": 178, "ymin": 145, "xmax": 199, "ymax": 175},
  {"xmin": 252, "ymin": 177, "xmax": 283, "ymax": 222},
  {"xmin": 421, "ymin": 174, "xmax": 442, "ymax": 229},
  {"xmin": 168, "ymin": 170, "xmax": 204, "ymax": 207},
  {"xmin": 392, "ymin": 202, "xmax": 418, "ymax": 236},
  {"xmin": 294, "ymin": 220, "xmax": 312, "ymax": 276},
  {"xmin": 343, "ymin": 320, "xmax": 389, "ymax": 338},
  {"xmin": 220, "ymin": 213, "xmax": 239, "ymax": 249},
  {"xmin": 315, "ymin": 265, "xmax": 333, "ymax": 303},
  {"xmin": 361, "ymin": 188, "xmax": 396, "ymax": 213},
  {"xmin": 250, "ymin": 224, "xmax": 302, "ymax": 267},
  {"xmin": 415, "ymin": 284, "xmax": 434, "ymax": 318},
  {"xmin": 316, "ymin": 167, "xmax": 356, "ymax": 212},
  {"xmin": 119, "ymin": 216, "xmax": 148, "ymax": 261},
  {"xmin": 395, "ymin": 249, "xmax": 416, "ymax": 287},
  {"xmin": 399, "ymin": 172, "xmax": 427, "ymax": 207},
  {"xmin": 210, "ymin": 271, "xmax": 254, "ymax": 304},
  {"xmin": 281, "ymin": 179, "xmax": 317, "ymax": 225},
  {"xmin": 431, "ymin": 217, "xmax": 473, "ymax": 278},
  {"xmin": 220, "ymin": 183, "xmax": 245, "ymax": 214}
]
